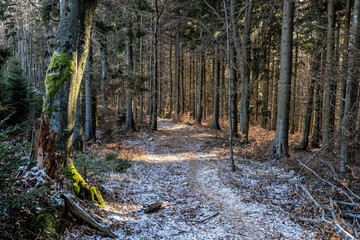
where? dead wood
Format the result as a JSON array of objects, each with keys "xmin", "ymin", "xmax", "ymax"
[
  {"xmin": 296, "ymin": 178, "xmax": 322, "ymax": 208},
  {"xmin": 187, "ymin": 212, "xmax": 220, "ymax": 223},
  {"xmin": 63, "ymin": 193, "xmax": 117, "ymax": 238},
  {"xmin": 294, "ymin": 177, "xmax": 357, "ymax": 239},
  {"xmin": 144, "ymin": 201, "xmax": 162, "ymax": 213},
  {"xmin": 33, "ymin": 115, "xmax": 57, "ymax": 178}
]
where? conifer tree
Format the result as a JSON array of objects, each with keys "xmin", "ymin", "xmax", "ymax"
[{"xmin": 8, "ymin": 59, "xmax": 29, "ymax": 124}]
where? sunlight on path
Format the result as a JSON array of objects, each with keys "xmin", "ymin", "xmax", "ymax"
[{"xmin": 88, "ymin": 119, "xmax": 313, "ymax": 240}]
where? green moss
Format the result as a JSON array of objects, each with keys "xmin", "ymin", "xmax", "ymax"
[
  {"xmin": 45, "ymin": 51, "xmax": 74, "ymax": 99},
  {"xmin": 43, "ymin": 104, "xmax": 58, "ymax": 115},
  {"xmin": 62, "ymin": 165, "xmax": 105, "ymax": 208},
  {"xmin": 32, "ymin": 213, "xmax": 56, "ymax": 234}
]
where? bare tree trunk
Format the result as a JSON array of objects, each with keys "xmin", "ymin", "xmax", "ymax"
[
  {"xmin": 220, "ymin": 59, "xmax": 225, "ymax": 119},
  {"xmin": 299, "ymin": 47, "xmax": 320, "ymax": 150},
  {"xmin": 230, "ymin": 45, "xmax": 238, "ymax": 137},
  {"xmin": 338, "ymin": 0, "xmax": 352, "ymax": 128},
  {"xmin": 290, "ymin": 33, "xmax": 299, "ymax": 133},
  {"xmin": 211, "ymin": 47, "xmax": 221, "ymax": 130},
  {"xmin": 223, "ymin": 0, "xmax": 235, "ymax": 171},
  {"xmin": 239, "ymin": 0, "xmax": 253, "ymax": 142},
  {"xmin": 147, "ymin": 40, "xmax": 153, "ymax": 115},
  {"xmin": 139, "ymin": 15, "xmax": 144, "ymax": 123},
  {"xmin": 85, "ymin": 48, "xmax": 95, "ymax": 142},
  {"xmin": 100, "ymin": 42, "xmax": 107, "ymax": 112},
  {"xmin": 270, "ymin": 0, "xmax": 295, "ymax": 160},
  {"xmin": 340, "ymin": 0, "xmax": 360, "ymax": 173},
  {"xmin": 169, "ymin": 37, "xmax": 173, "ymax": 112},
  {"xmin": 174, "ymin": 30, "xmax": 180, "ymax": 115},
  {"xmin": 271, "ymin": 57, "xmax": 278, "ymax": 131},
  {"xmin": 323, "ymin": 0, "xmax": 336, "ymax": 146},
  {"xmin": 124, "ymin": 38, "xmax": 135, "ymax": 131},
  {"xmin": 196, "ymin": 50, "xmax": 204, "ymax": 124},
  {"xmin": 158, "ymin": 41, "xmax": 163, "ymax": 115},
  {"xmin": 180, "ymin": 48, "xmax": 185, "ymax": 113},
  {"xmin": 151, "ymin": 0, "xmax": 160, "ymax": 130}
]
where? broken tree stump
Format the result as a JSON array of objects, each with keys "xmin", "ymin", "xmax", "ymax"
[{"xmin": 33, "ymin": 115, "xmax": 58, "ymax": 178}]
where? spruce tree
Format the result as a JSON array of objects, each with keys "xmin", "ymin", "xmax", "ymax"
[
  {"xmin": 8, "ymin": 59, "xmax": 29, "ymax": 124},
  {"xmin": 0, "ymin": 46, "xmax": 11, "ymax": 120}
]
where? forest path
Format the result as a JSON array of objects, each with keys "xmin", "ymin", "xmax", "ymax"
[{"xmin": 93, "ymin": 119, "xmax": 312, "ymax": 239}]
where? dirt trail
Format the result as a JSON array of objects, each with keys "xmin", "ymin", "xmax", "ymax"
[{"xmin": 84, "ymin": 120, "xmax": 313, "ymax": 239}]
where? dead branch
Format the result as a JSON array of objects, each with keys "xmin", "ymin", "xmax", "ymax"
[
  {"xmin": 295, "ymin": 178, "xmax": 322, "ymax": 208},
  {"xmin": 63, "ymin": 193, "xmax": 116, "ymax": 238},
  {"xmin": 297, "ymin": 143, "xmax": 328, "ymax": 175},
  {"xmin": 186, "ymin": 212, "xmax": 220, "ymax": 223},
  {"xmin": 296, "ymin": 159, "xmax": 354, "ymax": 202},
  {"xmin": 336, "ymin": 201, "xmax": 360, "ymax": 207},
  {"xmin": 295, "ymin": 179, "xmax": 356, "ymax": 239}
]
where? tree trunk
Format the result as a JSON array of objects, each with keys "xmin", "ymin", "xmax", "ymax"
[
  {"xmin": 270, "ymin": 0, "xmax": 295, "ymax": 160},
  {"xmin": 196, "ymin": 50, "xmax": 204, "ymax": 124},
  {"xmin": 323, "ymin": 0, "xmax": 336, "ymax": 146},
  {"xmin": 340, "ymin": 0, "xmax": 360, "ymax": 173},
  {"xmin": 43, "ymin": 0, "xmax": 104, "ymax": 207},
  {"xmin": 211, "ymin": 47, "xmax": 221, "ymax": 130},
  {"xmin": 139, "ymin": 15, "xmax": 144, "ymax": 123},
  {"xmin": 169, "ymin": 37, "xmax": 173, "ymax": 112},
  {"xmin": 84, "ymin": 49, "xmax": 95, "ymax": 142},
  {"xmin": 239, "ymin": 0, "xmax": 253, "ymax": 142},
  {"xmin": 124, "ymin": 39, "xmax": 135, "ymax": 131},
  {"xmin": 174, "ymin": 30, "xmax": 180, "ymax": 115},
  {"xmin": 100, "ymin": 42, "xmax": 107, "ymax": 112},
  {"xmin": 151, "ymin": 1, "xmax": 160, "ymax": 130},
  {"xmin": 223, "ymin": 0, "xmax": 235, "ymax": 171},
  {"xmin": 290, "ymin": 33, "xmax": 299, "ymax": 133},
  {"xmin": 299, "ymin": 48, "xmax": 320, "ymax": 150},
  {"xmin": 338, "ymin": 0, "xmax": 352, "ymax": 129},
  {"xmin": 180, "ymin": 48, "xmax": 185, "ymax": 113}
]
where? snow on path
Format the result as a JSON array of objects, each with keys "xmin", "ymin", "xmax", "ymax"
[{"xmin": 88, "ymin": 120, "xmax": 313, "ymax": 240}]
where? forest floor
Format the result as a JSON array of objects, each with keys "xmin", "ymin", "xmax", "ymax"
[{"xmin": 64, "ymin": 119, "xmax": 316, "ymax": 239}]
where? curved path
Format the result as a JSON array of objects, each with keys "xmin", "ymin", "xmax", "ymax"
[{"xmin": 85, "ymin": 120, "xmax": 312, "ymax": 239}]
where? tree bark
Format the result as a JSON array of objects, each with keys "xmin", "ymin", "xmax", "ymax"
[
  {"xmin": 290, "ymin": 33, "xmax": 299, "ymax": 133},
  {"xmin": 323, "ymin": 0, "xmax": 336, "ymax": 146},
  {"xmin": 338, "ymin": 0, "xmax": 352, "ymax": 129},
  {"xmin": 211, "ymin": 47, "xmax": 221, "ymax": 130},
  {"xmin": 84, "ymin": 48, "xmax": 95, "ymax": 142},
  {"xmin": 340, "ymin": 0, "xmax": 360, "ymax": 173},
  {"xmin": 196, "ymin": 50, "xmax": 204, "ymax": 124},
  {"xmin": 299, "ymin": 48, "xmax": 319, "ymax": 150},
  {"xmin": 270, "ymin": 0, "xmax": 295, "ymax": 160},
  {"xmin": 100, "ymin": 42, "xmax": 107, "ymax": 112},
  {"xmin": 239, "ymin": 0, "xmax": 253, "ymax": 142},
  {"xmin": 43, "ymin": 0, "xmax": 104, "ymax": 207},
  {"xmin": 174, "ymin": 30, "xmax": 180, "ymax": 115},
  {"xmin": 151, "ymin": 0, "xmax": 160, "ymax": 130},
  {"xmin": 169, "ymin": 37, "xmax": 173, "ymax": 112},
  {"xmin": 124, "ymin": 28, "xmax": 136, "ymax": 131}
]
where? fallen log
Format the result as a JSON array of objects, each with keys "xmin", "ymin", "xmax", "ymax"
[{"xmin": 63, "ymin": 193, "xmax": 116, "ymax": 238}]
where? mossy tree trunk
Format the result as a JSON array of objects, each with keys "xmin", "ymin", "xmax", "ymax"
[{"xmin": 43, "ymin": 0, "xmax": 104, "ymax": 207}]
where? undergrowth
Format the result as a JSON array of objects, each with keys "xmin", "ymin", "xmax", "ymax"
[
  {"xmin": 73, "ymin": 152, "xmax": 130, "ymax": 184},
  {"xmin": 0, "ymin": 114, "xmax": 61, "ymax": 239}
]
